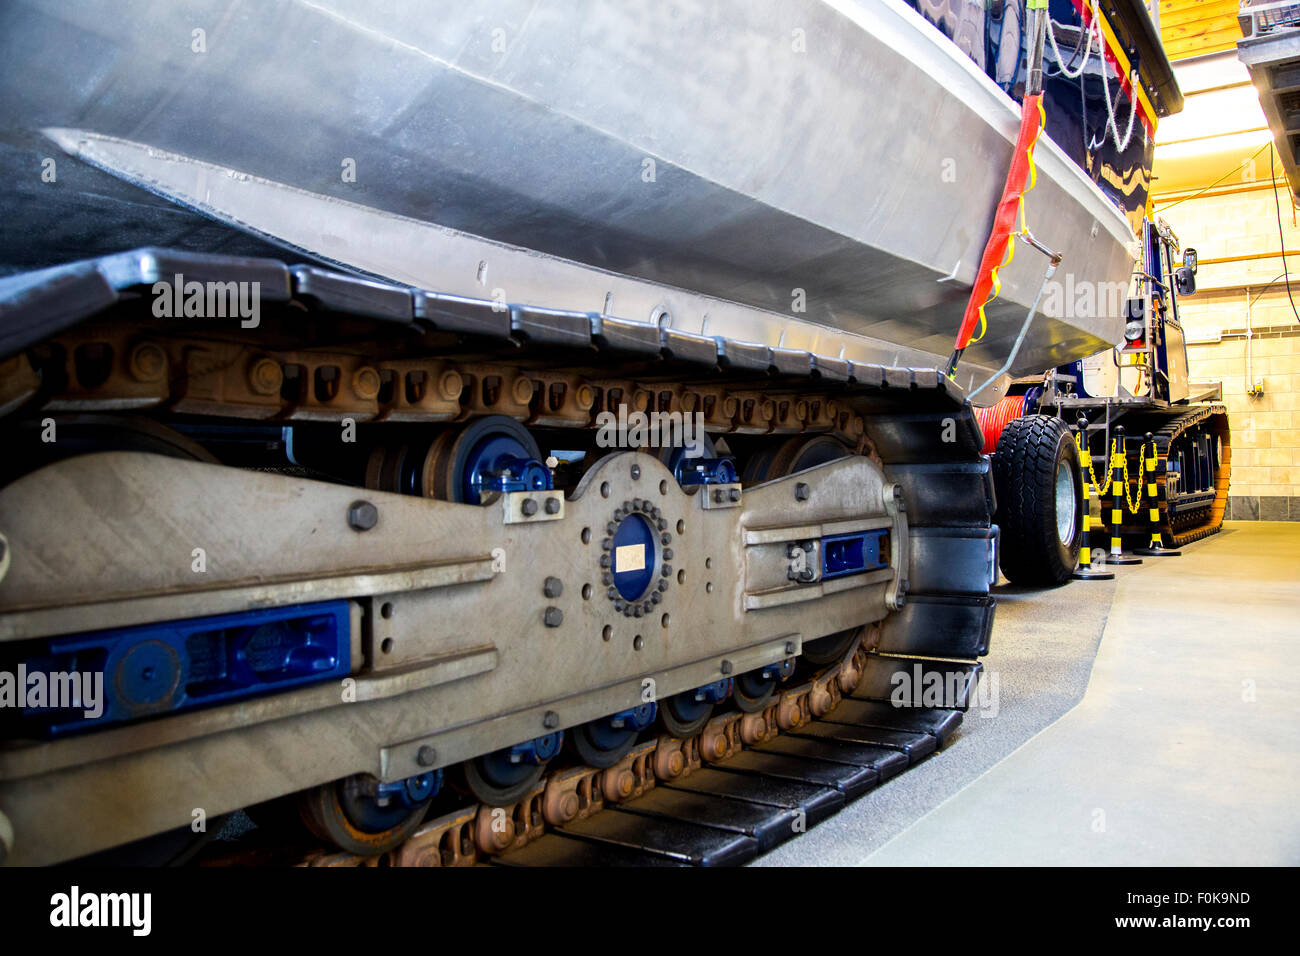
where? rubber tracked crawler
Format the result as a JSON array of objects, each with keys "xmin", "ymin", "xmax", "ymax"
[
  {"xmin": 978, "ymin": 219, "xmax": 1230, "ymax": 585},
  {"xmin": 0, "ymin": 249, "xmax": 998, "ymax": 865},
  {"xmin": 0, "ymin": 0, "xmax": 1178, "ymax": 864}
]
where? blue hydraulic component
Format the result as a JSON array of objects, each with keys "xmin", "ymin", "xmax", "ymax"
[
  {"xmin": 582, "ymin": 703, "xmax": 657, "ymax": 753},
  {"xmin": 661, "ymin": 442, "xmax": 736, "ymax": 486},
  {"xmin": 608, "ymin": 702, "xmax": 657, "ymax": 731},
  {"xmin": 1022, "ymin": 385, "xmax": 1043, "ymax": 415},
  {"xmin": 694, "ymin": 678, "xmax": 733, "ymax": 703},
  {"xmin": 376, "ymin": 770, "xmax": 442, "ymax": 807},
  {"xmin": 462, "ymin": 432, "xmax": 553, "ymax": 502},
  {"xmin": 759, "ymin": 659, "xmax": 796, "ymax": 682},
  {"xmin": 822, "ymin": 529, "xmax": 890, "ymax": 580},
  {"xmin": 674, "ymin": 457, "xmax": 738, "ymax": 487},
  {"xmin": 343, "ymin": 769, "xmax": 442, "ymax": 832},
  {"xmin": 508, "ymin": 731, "xmax": 564, "ymax": 765},
  {"xmin": 1146, "ymin": 220, "xmax": 1174, "ymax": 395},
  {"xmin": 610, "ymin": 512, "xmax": 658, "ymax": 601},
  {"xmin": 5, "ymin": 601, "xmax": 351, "ymax": 737}
]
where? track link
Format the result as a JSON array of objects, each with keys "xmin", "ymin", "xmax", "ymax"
[{"xmin": 199, "ymin": 633, "xmax": 982, "ymax": 867}]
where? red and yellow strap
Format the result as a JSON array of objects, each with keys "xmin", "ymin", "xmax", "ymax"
[{"xmin": 953, "ymin": 92, "xmax": 1046, "ymax": 353}]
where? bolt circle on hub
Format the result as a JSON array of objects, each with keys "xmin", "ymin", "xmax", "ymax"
[{"xmin": 601, "ymin": 497, "xmax": 670, "ymax": 617}]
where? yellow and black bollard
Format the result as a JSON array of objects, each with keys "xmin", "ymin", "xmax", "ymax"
[
  {"xmin": 1106, "ymin": 425, "xmax": 1143, "ymax": 565},
  {"xmin": 1133, "ymin": 430, "xmax": 1181, "ymax": 557},
  {"xmin": 1071, "ymin": 414, "xmax": 1115, "ymax": 580}
]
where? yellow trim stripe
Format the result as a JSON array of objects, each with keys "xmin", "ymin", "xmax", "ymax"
[{"xmin": 1077, "ymin": 0, "xmax": 1158, "ymax": 134}]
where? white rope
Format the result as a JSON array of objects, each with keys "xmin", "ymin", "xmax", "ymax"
[
  {"xmin": 1082, "ymin": 71, "xmax": 1105, "ymax": 151},
  {"xmin": 1101, "ymin": 63, "xmax": 1140, "ymax": 153},
  {"xmin": 1046, "ymin": 5, "xmax": 1098, "ymax": 79},
  {"xmin": 1049, "ymin": 0, "xmax": 1140, "ymax": 153}
]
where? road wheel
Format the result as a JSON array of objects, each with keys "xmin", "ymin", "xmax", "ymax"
[{"xmin": 991, "ymin": 415, "xmax": 1082, "ymax": 586}]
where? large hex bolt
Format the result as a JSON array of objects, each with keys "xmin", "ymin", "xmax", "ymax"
[
  {"xmin": 416, "ymin": 745, "xmax": 438, "ymax": 767},
  {"xmin": 347, "ymin": 500, "xmax": 379, "ymax": 531},
  {"xmin": 543, "ymin": 606, "xmax": 564, "ymax": 627},
  {"xmin": 543, "ymin": 577, "xmax": 563, "ymax": 598}
]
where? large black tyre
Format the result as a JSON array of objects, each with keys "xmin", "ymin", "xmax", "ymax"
[{"xmin": 990, "ymin": 415, "xmax": 1083, "ymax": 586}]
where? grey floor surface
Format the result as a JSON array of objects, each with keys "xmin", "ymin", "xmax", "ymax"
[{"xmin": 758, "ymin": 521, "xmax": 1300, "ymax": 866}]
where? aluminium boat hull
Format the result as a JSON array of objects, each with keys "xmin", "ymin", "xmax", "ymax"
[{"xmin": 0, "ymin": 0, "xmax": 1148, "ymax": 376}]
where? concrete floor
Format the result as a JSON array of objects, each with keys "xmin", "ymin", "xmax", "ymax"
[{"xmin": 758, "ymin": 521, "xmax": 1300, "ymax": 866}]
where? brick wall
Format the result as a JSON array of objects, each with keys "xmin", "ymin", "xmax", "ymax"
[{"xmin": 1157, "ymin": 185, "xmax": 1300, "ymax": 520}]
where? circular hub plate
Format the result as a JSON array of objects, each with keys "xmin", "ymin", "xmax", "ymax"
[
  {"xmin": 610, "ymin": 513, "xmax": 656, "ymax": 601},
  {"xmin": 602, "ymin": 498, "xmax": 671, "ymax": 617}
]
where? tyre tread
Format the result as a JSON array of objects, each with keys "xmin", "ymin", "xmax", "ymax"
[{"xmin": 990, "ymin": 415, "xmax": 1080, "ymax": 586}]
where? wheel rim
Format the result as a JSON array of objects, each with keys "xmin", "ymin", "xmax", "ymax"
[
  {"xmin": 571, "ymin": 721, "xmax": 638, "ymax": 769},
  {"xmin": 1055, "ymin": 458, "xmax": 1077, "ymax": 545},
  {"xmin": 298, "ymin": 777, "xmax": 432, "ymax": 855},
  {"xmin": 733, "ymin": 671, "xmax": 776, "ymax": 713},
  {"xmin": 338, "ymin": 774, "xmax": 436, "ymax": 833},
  {"xmin": 801, "ymin": 628, "xmax": 858, "ymax": 666},
  {"xmin": 463, "ymin": 755, "xmax": 547, "ymax": 805},
  {"xmin": 660, "ymin": 692, "xmax": 713, "ymax": 738},
  {"xmin": 744, "ymin": 434, "xmax": 849, "ymax": 485}
]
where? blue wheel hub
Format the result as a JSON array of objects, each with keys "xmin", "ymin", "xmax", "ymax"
[
  {"xmin": 695, "ymin": 678, "xmax": 733, "ymax": 704},
  {"xmin": 585, "ymin": 703, "xmax": 657, "ymax": 750},
  {"xmin": 611, "ymin": 514, "xmax": 655, "ymax": 601},
  {"xmin": 666, "ymin": 679, "xmax": 731, "ymax": 725},
  {"xmin": 475, "ymin": 731, "xmax": 564, "ymax": 791},
  {"xmin": 601, "ymin": 498, "xmax": 672, "ymax": 617},
  {"xmin": 461, "ymin": 433, "xmax": 551, "ymax": 502},
  {"xmin": 508, "ymin": 731, "xmax": 563, "ymax": 764},
  {"xmin": 340, "ymin": 769, "xmax": 441, "ymax": 833},
  {"xmin": 664, "ymin": 443, "xmax": 737, "ymax": 487}
]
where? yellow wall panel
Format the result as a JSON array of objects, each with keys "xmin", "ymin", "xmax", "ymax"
[
  {"xmin": 1159, "ymin": 0, "xmax": 1240, "ymax": 30},
  {"xmin": 1159, "ymin": 1, "xmax": 1243, "ymax": 59}
]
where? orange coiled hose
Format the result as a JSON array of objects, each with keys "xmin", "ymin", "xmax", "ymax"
[{"xmin": 974, "ymin": 395, "xmax": 1026, "ymax": 455}]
